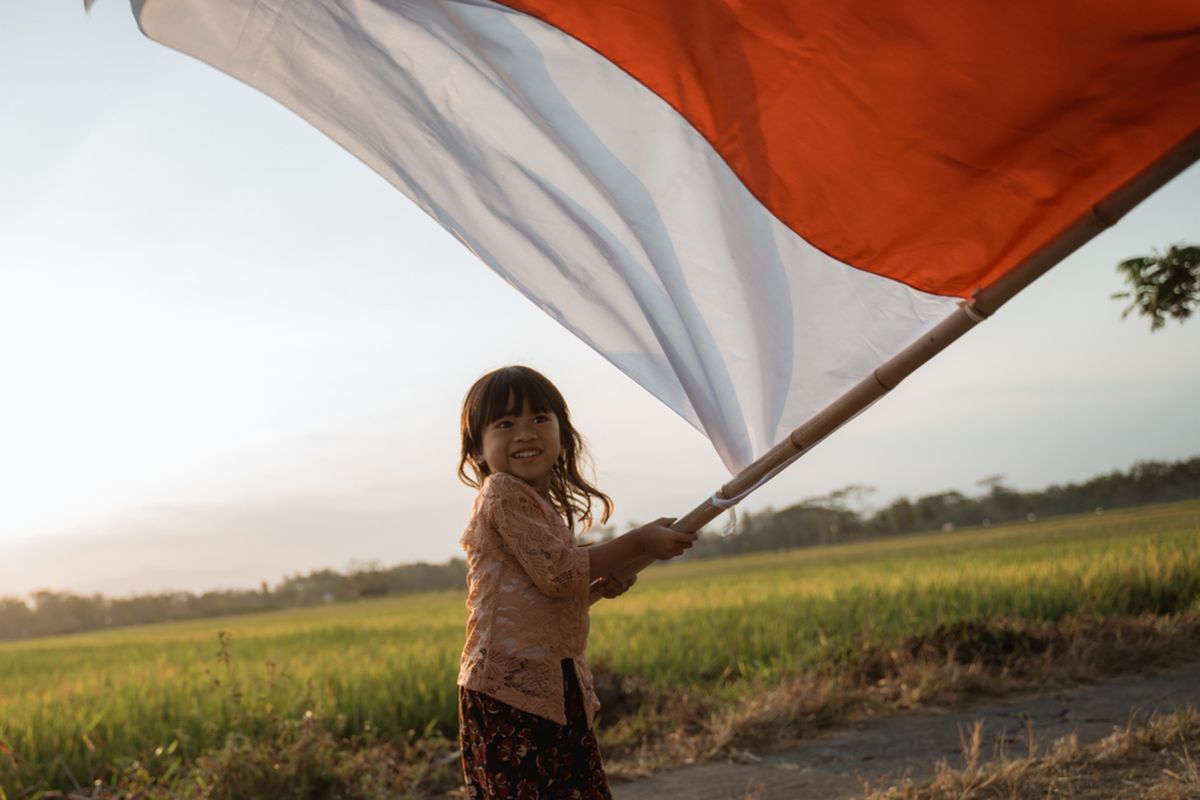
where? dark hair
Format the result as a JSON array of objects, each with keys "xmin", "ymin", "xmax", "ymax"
[{"xmin": 458, "ymin": 365, "xmax": 612, "ymax": 530}]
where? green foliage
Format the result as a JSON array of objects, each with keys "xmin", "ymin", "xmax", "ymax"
[
  {"xmin": 2, "ymin": 501, "xmax": 1199, "ymax": 796},
  {"xmin": 1113, "ymin": 243, "xmax": 1200, "ymax": 330}
]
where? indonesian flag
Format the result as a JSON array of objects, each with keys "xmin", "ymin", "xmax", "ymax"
[{"xmin": 132, "ymin": 1, "xmax": 1200, "ymax": 472}]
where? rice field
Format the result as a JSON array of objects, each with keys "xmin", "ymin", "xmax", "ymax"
[{"xmin": 2, "ymin": 500, "xmax": 1199, "ymax": 795}]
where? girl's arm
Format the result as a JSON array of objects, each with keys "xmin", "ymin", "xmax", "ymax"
[
  {"xmin": 588, "ymin": 573, "xmax": 636, "ymax": 606},
  {"xmin": 597, "ymin": 521, "xmax": 696, "ymax": 586},
  {"xmin": 605, "ymin": 516, "xmax": 714, "ymax": 583},
  {"xmin": 606, "ymin": 553, "xmax": 658, "ymax": 585},
  {"xmin": 585, "ymin": 517, "xmax": 694, "ymax": 580}
]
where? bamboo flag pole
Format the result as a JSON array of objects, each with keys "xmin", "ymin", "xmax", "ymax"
[{"xmin": 662, "ymin": 130, "xmax": 1200, "ymax": 538}]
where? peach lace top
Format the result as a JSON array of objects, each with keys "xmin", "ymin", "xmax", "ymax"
[{"xmin": 457, "ymin": 472, "xmax": 599, "ymax": 726}]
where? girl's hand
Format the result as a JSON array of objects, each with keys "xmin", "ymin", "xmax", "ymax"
[
  {"xmin": 634, "ymin": 518, "xmax": 695, "ymax": 560},
  {"xmin": 597, "ymin": 573, "xmax": 637, "ymax": 598}
]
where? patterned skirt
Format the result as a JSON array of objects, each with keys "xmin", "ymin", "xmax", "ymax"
[{"xmin": 459, "ymin": 659, "xmax": 613, "ymax": 799}]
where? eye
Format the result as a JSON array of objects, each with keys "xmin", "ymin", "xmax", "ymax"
[
  {"xmin": 534, "ymin": 414, "xmax": 553, "ymax": 424},
  {"xmin": 493, "ymin": 420, "xmax": 512, "ymax": 430}
]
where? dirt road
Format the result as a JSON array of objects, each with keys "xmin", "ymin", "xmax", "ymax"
[{"xmin": 612, "ymin": 660, "xmax": 1200, "ymax": 799}]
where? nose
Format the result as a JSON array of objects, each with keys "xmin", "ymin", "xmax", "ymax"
[{"xmin": 513, "ymin": 419, "xmax": 538, "ymax": 440}]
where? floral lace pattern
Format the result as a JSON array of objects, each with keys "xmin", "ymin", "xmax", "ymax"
[
  {"xmin": 459, "ymin": 659, "xmax": 612, "ymax": 799},
  {"xmin": 459, "ymin": 473, "xmax": 598, "ymax": 726}
]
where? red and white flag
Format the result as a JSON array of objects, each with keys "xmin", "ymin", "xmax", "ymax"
[{"xmin": 132, "ymin": 0, "xmax": 1200, "ymax": 472}]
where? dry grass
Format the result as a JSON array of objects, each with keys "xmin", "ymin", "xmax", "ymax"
[
  {"xmin": 863, "ymin": 707, "xmax": 1200, "ymax": 799},
  {"xmin": 599, "ymin": 612, "xmax": 1200, "ymax": 777},
  {"xmin": 0, "ymin": 725, "xmax": 462, "ymax": 800},
  {"xmin": 11, "ymin": 613, "xmax": 1200, "ymax": 799}
]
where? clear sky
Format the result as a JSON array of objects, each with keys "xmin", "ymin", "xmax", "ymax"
[{"xmin": 2, "ymin": 3, "xmax": 1197, "ymax": 597}]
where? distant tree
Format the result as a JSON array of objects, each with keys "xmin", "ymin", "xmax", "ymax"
[
  {"xmin": 976, "ymin": 474, "xmax": 1007, "ymax": 493},
  {"xmin": 1112, "ymin": 243, "xmax": 1200, "ymax": 331},
  {"xmin": 828, "ymin": 483, "xmax": 877, "ymax": 516},
  {"xmin": 877, "ymin": 496, "xmax": 917, "ymax": 534}
]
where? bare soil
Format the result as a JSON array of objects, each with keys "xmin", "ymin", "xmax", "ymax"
[{"xmin": 611, "ymin": 659, "xmax": 1200, "ymax": 799}]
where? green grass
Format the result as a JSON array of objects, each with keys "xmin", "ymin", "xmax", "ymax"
[{"xmin": 2, "ymin": 501, "xmax": 1199, "ymax": 795}]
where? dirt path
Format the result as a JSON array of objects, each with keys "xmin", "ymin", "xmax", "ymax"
[{"xmin": 612, "ymin": 660, "xmax": 1200, "ymax": 799}]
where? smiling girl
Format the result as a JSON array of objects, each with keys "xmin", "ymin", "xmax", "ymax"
[{"xmin": 456, "ymin": 365, "xmax": 695, "ymax": 799}]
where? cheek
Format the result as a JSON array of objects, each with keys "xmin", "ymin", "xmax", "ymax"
[{"xmin": 481, "ymin": 432, "xmax": 505, "ymax": 460}]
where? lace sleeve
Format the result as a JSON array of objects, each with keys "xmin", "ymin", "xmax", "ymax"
[{"xmin": 482, "ymin": 474, "xmax": 590, "ymax": 599}]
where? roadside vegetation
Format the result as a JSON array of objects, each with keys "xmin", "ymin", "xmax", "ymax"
[
  {"xmin": 865, "ymin": 707, "xmax": 1200, "ymax": 799},
  {"xmin": 3, "ymin": 500, "xmax": 1199, "ymax": 798}
]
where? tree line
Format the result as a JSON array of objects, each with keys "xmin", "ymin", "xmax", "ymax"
[
  {"xmin": 683, "ymin": 455, "xmax": 1200, "ymax": 559},
  {"xmin": 2, "ymin": 454, "xmax": 1198, "ymax": 643},
  {"xmin": 0, "ymin": 560, "xmax": 465, "ymax": 643}
]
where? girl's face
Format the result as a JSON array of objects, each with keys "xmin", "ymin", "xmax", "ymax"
[{"xmin": 478, "ymin": 399, "xmax": 562, "ymax": 494}]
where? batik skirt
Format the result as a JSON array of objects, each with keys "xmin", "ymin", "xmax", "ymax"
[{"xmin": 459, "ymin": 659, "xmax": 613, "ymax": 799}]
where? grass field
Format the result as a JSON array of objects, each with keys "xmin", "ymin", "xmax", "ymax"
[{"xmin": 3, "ymin": 500, "xmax": 1199, "ymax": 797}]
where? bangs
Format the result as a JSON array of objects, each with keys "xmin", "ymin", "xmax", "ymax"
[{"xmin": 474, "ymin": 366, "xmax": 562, "ymax": 428}]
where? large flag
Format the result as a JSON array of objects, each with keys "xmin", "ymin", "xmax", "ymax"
[{"xmin": 132, "ymin": 0, "xmax": 1200, "ymax": 474}]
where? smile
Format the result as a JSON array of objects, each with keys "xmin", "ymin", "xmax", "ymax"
[{"xmin": 510, "ymin": 449, "xmax": 542, "ymax": 460}]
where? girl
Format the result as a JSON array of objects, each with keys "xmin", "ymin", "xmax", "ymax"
[{"xmin": 456, "ymin": 365, "xmax": 695, "ymax": 799}]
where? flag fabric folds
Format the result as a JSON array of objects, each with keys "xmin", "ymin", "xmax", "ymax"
[{"xmin": 132, "ymin": 0, "xmax": 1200, "ymax": 473}]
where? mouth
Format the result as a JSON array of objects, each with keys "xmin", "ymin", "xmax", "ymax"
[{"xmin": 509, "ymin": 448, "xmax": 542, "ymax": 461}]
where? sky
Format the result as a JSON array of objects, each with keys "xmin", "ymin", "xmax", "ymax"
[{"xmin": 1, "ymin": 3, "xmax": 1197, "ymax": 597}]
